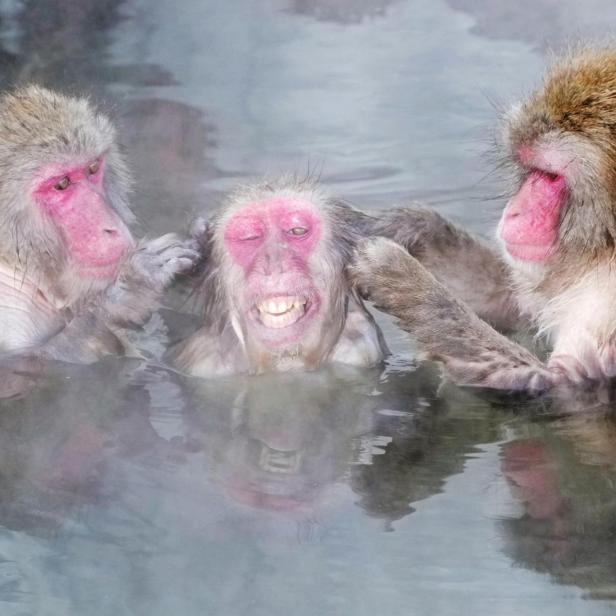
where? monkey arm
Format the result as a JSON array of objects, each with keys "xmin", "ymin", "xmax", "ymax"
[
  {"xmin": 101, "ymin": 233, "xmax": 200, "ymax": 328},
  {"xmin": 37, "ymin": 312, "xmax": 127, "ymax": 363},
  {"xmin": 35, "ymin": 234, "xmax": 200, "ymax": 363},
  {"xmin": 366, "ymin": 207, "xmax": 520, "ymax": 331},
  {"xmin": 350, "ymin": 237, "xmax": 556, "ymax": 393}
]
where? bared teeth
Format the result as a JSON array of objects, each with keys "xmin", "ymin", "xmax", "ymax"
[{"xmin": 256, "ymin": 296, "xmax": 308, "ymax": 328}]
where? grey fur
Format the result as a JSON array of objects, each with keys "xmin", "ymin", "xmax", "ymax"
[
  {"xmin": 366, "ymin": 207, "xmax": 521, "ymax": 332},
  {"xmin": 350, "ymin": 237, "xmax": 555, "ymax": 393},
  {"xmin": 0, "ymin": 85, "xmax": 199, "ymax": 362},
  {"xmin": 173, "ymin": 176, "xmax": 388, "ymax": 377}
]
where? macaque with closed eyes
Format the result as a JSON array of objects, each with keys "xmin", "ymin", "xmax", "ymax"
[
  {"xmin": 351, "ymin": 47, "xmax": 616, "ymax": 392},
  {"xmin": 0, "ymin": 85, "xmax": 198, "ymax": 363}
]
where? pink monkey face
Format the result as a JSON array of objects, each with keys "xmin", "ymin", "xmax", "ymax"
[
  {"xmin": 33, "ymin": 157, "xmax": 134, "ymax": 279},
  {"xmin": 499, "ymin": 146, "xmax": 570, "ymax": 262},
  {"xmin": 223, "ymin": 197, "xmax": 324, "ymax": 349}
]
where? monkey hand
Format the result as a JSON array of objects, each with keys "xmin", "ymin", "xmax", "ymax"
[
  {"xmin": 102, "ymin": 234, "xmax": 200, "ymax": 328},
  {"xmin": 189, "ymin": 216, "xmax": 209, "ymax": 242},
  {"xmin": 188, "ymin": 216, "xmax": 213, "ymax": 269},
  {"xmin": 127, "ymin": 233, "xmax": 201, "ymax": 293},
  {"xmin": 348, "ymin": 236, "xmax": 419, "ymax": 308}
]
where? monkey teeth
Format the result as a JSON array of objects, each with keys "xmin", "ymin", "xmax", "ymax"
[{"xmin": 256, "ymin": 296, "xmax": 307, "ymax": 329}]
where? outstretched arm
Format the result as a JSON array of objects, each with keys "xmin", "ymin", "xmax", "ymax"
[
  {"xmin": 349, "ymin": 237, "xmax": 555, "ymax": 393},
  {"xmin": 367, "ymin": 207, "xmax": 520, "ymax": 331}
]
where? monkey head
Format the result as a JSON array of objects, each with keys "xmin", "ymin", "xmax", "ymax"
[
  {"xmin": 498, "ymin": 48, "xmax": 616, "ymax": 272},
  {"xmin": 209, "ymin": 179, "xmax": 354, "ymax": 370},
  {"xmin": 0, "ymin": 86, "xmax": 135, "ymax": 297}
]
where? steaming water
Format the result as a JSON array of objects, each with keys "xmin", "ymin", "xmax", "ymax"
[{"xmin": 0, "ymin": 1, "xmax": 615, "ymax": 614}]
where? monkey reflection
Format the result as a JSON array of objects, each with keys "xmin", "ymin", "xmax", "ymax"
[
  {"xmin": 500, "ymin": 393, "xmax": 616, "ymax": 600},
  {"xmin": 0, "ymin": 360, "xmax": 167, "ymax": 536},
  {"xmin": 185, "ymin": 363, "xmax": 454, "ymax": 521},
  {"xmin": 189, "ymin": 370, "xmax": 375, "ymax": 513}
]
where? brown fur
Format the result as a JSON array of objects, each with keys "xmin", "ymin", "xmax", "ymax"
[
  {"xmin": 506, "ymin": 47, "xmax": 616, "ymax": 278},
  {"xmin": 352, "ymin": 47, "xmax": 616, "ymax": 391}
]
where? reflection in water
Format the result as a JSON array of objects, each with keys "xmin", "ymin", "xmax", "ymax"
[
  {"xmin": 188, "ymin": 364, "xmax": 446, "ymax": 523},
  {"xmin": 0, "ymin": 359, "xmax": 458, "ymax": 613},
  {"xmin": 447, "ymin": 0, "xmax": 616, "ymax": 49},
  {"xmin": 1, "ymin": 358, "xmax": 616, "ymax": 613},
  {"xmin": 500, "ymin": 391, "xmax": 616, "ymax": 601},
  {"xmin": 121, "ymin": 98, "xmax": 216, "ymax": 233},
  {"xmin": 290, "ymin": 0, "xmax": 399, "ymax": 24},
  {"xmin": 0, "ymin": 0, "xmax": 175, "ymax": 90},
  {"xmin": 0, "ymin": 0, "xmax": 613, "ymax": 613}
]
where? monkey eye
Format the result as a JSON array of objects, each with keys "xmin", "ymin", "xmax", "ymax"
[
  {"xmin": 88, "ymin": 160, "xmax": 100, "ymax": 175},
  {"xmin": 54, "ymin": 176, "xmax": 71, "ymax": 190},
  {"xmin": 288, "ymin": 227, "xmax": 308, "ymax": 236}
]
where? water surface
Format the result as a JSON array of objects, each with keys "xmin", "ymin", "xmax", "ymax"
[{"xmin": 0, "ymin": 1, "xmax": 615, "ymax": 614}]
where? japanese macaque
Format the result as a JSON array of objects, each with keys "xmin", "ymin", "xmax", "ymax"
[
  {"xmin": 173, "ymin": 177, "xmax": 388, "ymax": 376},
  {"xmin": 351, "ymin": 47, "xmax": 616, "ymax": 392},
  {"xmin": 0, "ymin": 85, "xmax": 198, "ymax": 363}
]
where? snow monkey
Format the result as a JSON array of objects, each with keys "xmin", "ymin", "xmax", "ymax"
[
  {"xmin": 351, "ymin": 47, "xmax": 616, "ymax": 393},
  {"xmin": 173, "ymin": 177, "xmax": 388, "ymax": 376},
  {"xmin": 0, "ymin": 85, "xmax": 198, "ymax": 363}
]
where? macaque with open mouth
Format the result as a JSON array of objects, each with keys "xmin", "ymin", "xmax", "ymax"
[{"xmin": 174, "ymin": 177, "xmax": 388, "ymax": 377}]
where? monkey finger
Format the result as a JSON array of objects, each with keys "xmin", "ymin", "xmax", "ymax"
[
  {"xmin": 136, "ymin": 233, "xmax": 186, "ymax": 255},
  {"xmin": 162, "ymin": 255, "xmax": 201, "ymax": 275},
  {"xmin": 189, "ymin": 216, "xmax": 210, "ymax": 240}
]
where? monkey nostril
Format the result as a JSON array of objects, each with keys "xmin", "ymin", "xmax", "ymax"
[{"xmin": 103, "ymin": 228, "xmax": 119, "ymax": 236}]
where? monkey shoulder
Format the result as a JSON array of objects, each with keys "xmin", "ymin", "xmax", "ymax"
[{"xmin": 0, "ymin": 264, "xmax": 68, "ymax": 351}]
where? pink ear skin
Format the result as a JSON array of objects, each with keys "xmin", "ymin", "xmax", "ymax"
[
  {"xmin": 33, "ymin": 158, "xmax": 134, "ymax": 278},
  {"xmin": 500, "ymin": 170, "xmax": 567, "ymax": 262}
]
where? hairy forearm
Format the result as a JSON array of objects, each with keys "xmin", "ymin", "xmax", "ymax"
[{"xmin": 368, "ymin": 207, "xmax": 520, "ymax": 331}]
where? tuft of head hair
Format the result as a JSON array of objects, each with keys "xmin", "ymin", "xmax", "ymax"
[
  {"xmin": 506, "ymin": 46, "xmax": 616, "ymax": 165},
  {"xmin": 501, "ymin": 46, "xmax": 616, "ymax": 265}
]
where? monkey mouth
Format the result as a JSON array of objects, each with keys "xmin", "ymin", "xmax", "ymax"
[{"xmin": 254, "ymin": 296, "xmax": 310, "ymax": 329}]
